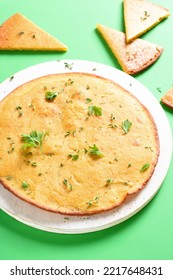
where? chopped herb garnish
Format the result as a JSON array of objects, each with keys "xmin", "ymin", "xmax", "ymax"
[
  {"xmin": 68, "ymin": 154, "xmax": 79, "ymax": 161},
  {"xmin": 15, "ymin": 106, "xmax": 23, "ymax": 117},
  {"xmin": 86, "ymin": 98, "xmax": 92, "ymax": 104},
  {"xmin": 88, "ymin": 144, "xmax": 104, "ymax": 157},
  {"xmin": 21, "ymin": 130, "xmax": 48, "ymax": 157},
  {"xmin": 108, "ymin": 123, "xmax": 117, "ymax": 128},
  {"xmin": 45, "ymin": 91, "xmax": 58, "ymax": 101},
  {"xmin": 6, "ymin": 175, "xmax": 12, "ymax": 181},
  {"xmin": 88, "ymin": 105, "xmax": 102, "ymax": 116},
  {"xmin": 110, "ymin": 114, "xmax": 116, "ymax": 121},
  {"xmin": 63, "ymin": 179, "xmax": 73, "ymax": 191},
  {"xmin": 64, "ymin": 62, "xmax": 73, "ymax": 70},
  {"xmin": 127, "ymin": 163, "xmax": 132, "ymax": 168},
  {"xmin": 140, "ymin": 163, "xmax": 150, "ymax": 172},
  {"xmin": 105, "ymin": 178, "xmax": 114, "ymax": 186},
  {"xmin": 9, "ymin": 75, "xmax": 14, "ymax": 81},
  {"xmin": 7, "ymin": 137, "xmax": 15, "ymax": 154},
  {"xmin": 65, "ymin": 78, "xmax": 74, "ymax": 86},
  {"xmin": 21, "ymin": 181, "xmax": 29, "ymax": 189},
  {"xmin": 87, "ymin": 196, "xmax": 99, "ymax": 207},
  {"xmin": 141, "ymin": 10, "xmax": 150, "ymax": 21},
  {"xmin": 86, "ymin": 85, "xmax": 90, "ymax": 90},
  {"xmin": 31, "ymin": 162, "xmax": 37, "ymax": 167},
  {"xmin": 18, "ymin": 31, "xmax": 24, "ymax": 36},
  {"xmin": 65, "ymin": 130, "xmax": 76, "ymax": 137},
  {"xmin": 65, "ymin": 131, "xmax": 70, "ymax": 137},
  {"xmin": 157, "ymin": 87, "xmax": 162, "ymax": 93},
  {"xmin": 122, "ymin": 119, "xmax": 132, "ymax": 134}
]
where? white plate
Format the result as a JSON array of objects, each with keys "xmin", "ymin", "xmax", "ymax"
[{"xmin": 0, "ymin": 60, "xmax": 172, "ymax": 234}]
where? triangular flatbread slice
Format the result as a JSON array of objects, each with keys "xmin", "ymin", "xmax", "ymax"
[
  {"xmin": 0, "ymin": 13, "xmax": 68, "ymax": 51},
  {"xmin": 161, "ymin": 88, "xmax": 173, "ymax": 109},
  {"xmin": 124, "ymin": 0, "xmax": 170, "ymax": 43},
  {"xmin": 96, "ymin": 24, "xmax": 163, "ymax": 75}
]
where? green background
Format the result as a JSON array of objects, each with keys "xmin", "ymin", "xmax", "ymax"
[{"xmin": 0, "ymin": 0, "xmax": 173, "ymax": 260}]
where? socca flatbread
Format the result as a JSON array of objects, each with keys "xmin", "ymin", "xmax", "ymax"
[
  {"xmin": 0, "ymin": 73, "xmax": 159, "ymax": 215},
  {"xmin": 123, "ymin": 0, "xmax": 170, "ymax": 43},
  {"xmin": 0, "ymin": 13, "xmax": 67, "ymax": 51},
  {"xmin": 97, "ymin": 24, "xmax": 163, "ymax": 75},
  {"xmin": 161, "ymin": 88, "xmax": 173, "ymax": 109}
]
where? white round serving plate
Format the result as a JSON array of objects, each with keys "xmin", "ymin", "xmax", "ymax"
[{"xmin": 0, "ymin": 60, "xmax": 172, "ymax": 234}]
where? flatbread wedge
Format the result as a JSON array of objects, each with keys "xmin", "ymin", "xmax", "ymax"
[
  {"xmin": 0, "ymin": 72, "xmax": 159, "ymax": 215},
  {"xmin": 161, "ymin": 88, "xmax": 173, "ymax": 109},
  {"xmin": 123, "ymin": 0, "xmax": 170, "ymax": 43},
  {"xmin": 96, "ymin": 24, "xmax": 163, "ymax": 75},
  {"xmin": 0, "ymin": 13, "xmax": 68, "ymax": 51}
]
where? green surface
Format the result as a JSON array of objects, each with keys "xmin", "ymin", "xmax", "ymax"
[{"xmin": 0, "ymin": 0, "xmax": 173, "ymax": 260}]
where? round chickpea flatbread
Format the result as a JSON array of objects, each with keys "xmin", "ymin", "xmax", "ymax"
[{"xmin": 0, "ymin": 73, "xmax": 159, "ymax": 215}]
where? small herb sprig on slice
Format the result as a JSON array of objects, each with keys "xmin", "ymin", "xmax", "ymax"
[
  {"xmin": 68, "ymin": 154, "xmax": 79, "ymax": 161},
  {"xmin": 88, "ymin": 144, "xmax": 104, "ymax": 157},
  {"xmin": 140, "ymin": 163, "xmax": 150, "ymax": 172},
  {"xmin": 63, "ymin": 179, "xmax": 73, "ymax": 191},
  {"xmin": 21, "ymin": 181, "xmax": 29, "ymax": 189},
  {"xmin": 45, "ymin": 91, "xmax": 58, "ymax": 101},
  {"xmin": 88, "ymin": 105, "xmax": 102, "ymax": 116},
  {"xmin": 21, "ymin": 130, "xmax": 48, "ymax": 157},
  {"xmin": 87, "ymin": 196, "xmax": 99, "ymax": 207},
  {"xmin": 122, "ymin": 119, "xmax": 132, "ymax": 134}
]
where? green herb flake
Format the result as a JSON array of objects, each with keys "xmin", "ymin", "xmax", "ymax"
[
  {"xmin": 108, "ymin": 123, "xmax": 117, "ymax": 128},
  {"xmin": 122, "ymin": 119, "xmax": 132, "ymax": 134},
  {"xmin": 6, "ymin": 175, "xmax": 12, "ymax": 181},
  {"xmin": 88, "ymin": 105, "xmax": 102, "ymax": 116},
  {"xmin": 15, "ymin": 106, "xmax": 23, "ymax": 117},
  {"xmin": 88, "ymin": 144, "xmax": 104, "ymax": 157},
  {"xmin": 9, "ymin": 75, "xmax": 14, "ymax": 81},
  {"xmin": 87, "ymin": 196, "xmax": 99, "ymax": 207},
  {"xmin": 65, "ymin": 131, "xmax": 71, "ymax": 137},
  {"xmin": 21, "ymin": 130, "xmax": 48, "ymax": 157},
  {"xmin": 63, "ymin": 179, "xmax": 73, "ymax": 191},
  {"xmin": 110, "ymin": 114, "xmax": 116, "ymax": 121},
  {"xmin": 18, "ymin": 31, "xmax": 24, "ymax": 36},
  {"xmin": 21, "ymin": 181, "xmax": 29, "ymax": 189},
  {"xmin": 64, "ymin": 62, "xmax": 73, "ymax": 70},
  {"xmin": 140, "ymin": 163, "xmax": 150, "ymax": 172},
  {"xmin": 105, "ymin": 178, "xmax": 114, "ymax": 186},
  {"xmin": 45, "ymin": 91, "xmax": 58, "ymax": 101},
  {"xmin": 86, "ymin": 98, "xmax": 92, "ymax": 104},
  {"xmin": 141, "ymin": 10, "xmax": 150, "ymax": 21},
  {"xmin": 31, "ymin": 162, "xmax": 37, "ymax": 167},
  {"xmin": 68, "ymin": 154, "xmax": 79, "ymax": 161}
]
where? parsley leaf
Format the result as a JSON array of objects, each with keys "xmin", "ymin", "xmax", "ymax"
[
  {"xmin": 88, "ymin": 105, "xmax": 102, "ymax": 116},
  {"xmin": 86, "ymin": 98, "xmax": 92, "ymax": 104},
  {"xmin": 63, "ymin": 179, "xmax": 73, "ymax": 191},
  {"xmin": 140, "ymin": 163, "xmax": 150, "ymax": 172},
  {"xmin": 122, "ymin": 119, "xmax": 132, "ymax": 134},
  {"xmin": 89, "ymin": 144, "xmax": 104, "ymax": 157},
  {"xmin": 21, "ymin": 181, "xmax": 29, "ymax": 189},
  {"xmin": 45, "ymin": 91, "xmax": 58, "ymax": 101},
  {"xmin": 68, "ymin": 154, "xmax": 79, "ymax": 161},
  {"xmin": 21, "ymin": 130, "xmax": 48, "ymax": 156}
]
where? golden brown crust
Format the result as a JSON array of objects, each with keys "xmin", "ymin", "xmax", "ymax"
[
  {"xmin": 0, "ymin": 73, "xmax": 159, "ymax": 215},
  {"xmin": 96, "ymin": 24, "xmax": 163, "ymax": 75},
  {"xmin": 161, "ymin": 88, "xmax": 173, "ymax": 109},
  {"xmin": 123, "ymin": 0, "xmax": 170, "ymax": 43},
  {"xmin": 0, "ymin": 13, "xmax": 68, "ymax": 51}
]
